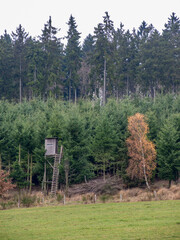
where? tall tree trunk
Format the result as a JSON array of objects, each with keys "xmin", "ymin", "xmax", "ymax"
[
  {"xmin": 103, "ymin": 58, "xmax": 106, "ymax": 106},
  {"xmin": 150, "ymin": 84, "xmax": 154, "ymax": 100},
  {"xmin": 142, "ymin": 159, "xmax": 150, "ymax": 190},
  {"xmin": 19, "ymin": 55, "xmax": 22, "ymax": 103},
  {"xmin": 153, "ymin": 86, "xmax": 156, "ymax": 103},
  {"xmin": 43, "ymin": 159, "xmax": 47, "ymax": 194},
  {"xmin": 27, "ymin": 151, "xmax": 30, "ymax": 185},
  {"xmin": 168, "ymin": 180, "xmax": 172, "ymax": 188},
  {"xmin": 29, "ymin": 154, "xmax": 33, "ymax": 193},
  {"xmin": 64, "ymin": 158, "xmax": 69, "ymax": 195},
  {"xmin": 140, "ymin": 139, "xmax": 150, "ymax": 190},
  {"xmin": 69, "ymin": 70, "xmax": 72, "ymax": 102},
  {"xmin": 18, "ymin": 188, "xmax": 21, "ymax": 208}
]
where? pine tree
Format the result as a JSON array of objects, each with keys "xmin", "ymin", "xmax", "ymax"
[
  {"xmin": 137, "ymin": 21, "xmax": 154, "ymax": 40},
  {"xmin": 91, "ymin": 12, "xmax": 115, "ymax": 103},
  {"xmin": 137, "ymin": 29, "xmax": 164, "ymax": 98},
  {"xmin": 112, "ymin": 23, "xmax": 126, "ymax": 98},
  {"xmin": 62, "ymin": 107, "xmax": 94, "ymax": 185},
  {"xmin": 0, "ymin": 31, "xmax": 14, "ymax": 100},
  {"xmin": 157, "ymin": 115, "xmax": 180, "ymax": 187},
  {"xmin": 93, "ymin": 109, "xmax": 118, "ymax": 181},
  {"xmin": 25, "ymin": 37, "xmax": 45, "ymax": 98},
  {"xmin": 0, "ymin": 102, "xmax": 17, "ymax": 172},
  {"xmin": 79, "ymin": 34, "xmax": 95, "ymax": 97},
  {"xmin": 40, "ymin": 16, "xmax": 64, "ymax": 98},
  {"xmin": 12, "ymin": 24, "xmax": 28, "ymax": 102},
  {"xmin": 162, "ymin": 13, "xmax": 180, "ymax": 93},
  {"xmin": 65, "ymin": 15, "xmax": 81, "ymax": 102},
  {"xmin": 113, "ymin": 26, "xmax": 138, "ymax": 98},
  {"xmin": 101, "ymin": 99, "xmax": 130, "ymax": 178},
  {"xmin": 10, "ymin": 160, "xmax": 27, "ymax": 189}
]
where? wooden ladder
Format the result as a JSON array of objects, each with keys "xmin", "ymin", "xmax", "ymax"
[{"xmin": 51, "ymin": 146, "xmax": 63, "ymax": 196}]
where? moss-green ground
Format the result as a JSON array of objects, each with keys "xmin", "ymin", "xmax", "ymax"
[{"xmin": 0, "ymin": 200, "xmax": 180, "ymax": 240}]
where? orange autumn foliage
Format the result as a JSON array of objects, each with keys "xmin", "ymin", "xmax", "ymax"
[
  {"xmin": 0, "ymin": 170, "xmax": 16, "ymax": 197},
  {"xmin": 126, "ymin": 113, "xmax": 156, "ymax": 188}
]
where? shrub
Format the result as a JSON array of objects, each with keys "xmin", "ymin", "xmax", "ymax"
[
  {"xmin": 81, "ymin": 194, "xmax": 95, "ymax": 204},
  {"xmin": 82, "ymin": 195, "xmax": 87, "ymax": 203},
  {"xmin": 100, "ymin": 194, "xmax": 110, "ymax": 203},
  {"xmin": 0, "ymin": 201, "xmax": 14, "ymax": 210},
  {"xmin": 100, "ymin": 184, "xmax": 117, "ymax": 196},
  {"xmin": 57, "ymin": 193, "xmax": 63, "ymax": 203},
  {"xmin": 21, "ymin": 194, "xmax": 36, "ymax": 207},
  {"xmin": 0, "ymin": 202, "xmax": 7, "ymax": 210}
]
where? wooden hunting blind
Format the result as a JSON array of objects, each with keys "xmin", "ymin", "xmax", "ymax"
[
  {"xmin": 45, "ymin": 138, "xmax": 58, "ymax": 156},
  {"xmin": 44, "ymin": 138, "xmax": 63, "ymax": 196}
]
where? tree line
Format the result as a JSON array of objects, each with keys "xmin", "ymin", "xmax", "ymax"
[
  {"xmin": 0, "ymin": 12, "xmax": 179, "ymax": 102},
  {"xmin": 0, "ymin": 94, "xmax": 179, "ymax": 191}
]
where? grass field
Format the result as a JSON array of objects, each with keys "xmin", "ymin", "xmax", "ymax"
[{"xmin": 0, "ymin": 200, "xmax": 180, "ymax": 240}]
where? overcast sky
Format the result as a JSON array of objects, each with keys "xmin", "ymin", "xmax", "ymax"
[{"xmin": 0, "ymin": 0, "xmax": 179, "ymax": 44}]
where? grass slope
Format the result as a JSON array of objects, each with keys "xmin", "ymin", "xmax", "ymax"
[{"xmin": 0, "ymin": 200, "xmax": 180, "ymax": 240}]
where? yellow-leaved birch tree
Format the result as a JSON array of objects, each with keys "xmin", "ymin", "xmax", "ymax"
[{"xmin": 126, "ymin": 113, "xmax": 156, "ymax": 189}]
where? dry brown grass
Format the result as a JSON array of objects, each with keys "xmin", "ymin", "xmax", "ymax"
[
  {"xmin": 156, "ymin": 185, "xmax": 180, "ymax": 200},
  {"xmin": 62, "ymin": 183, "xmax": 180, "ymax": 204},
  {"xmin": 1, "ymin": 181, "xmax": 179, "ymax": 209},
  {"xmin": 113, "ymin": 183, "xmax": 180, "ymax": 202}
]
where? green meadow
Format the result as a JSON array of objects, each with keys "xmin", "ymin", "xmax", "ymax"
[{"xmin": 0, "ymin": 200, "xmax": 180, "ymax": 240}]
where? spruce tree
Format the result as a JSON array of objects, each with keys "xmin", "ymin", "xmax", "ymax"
[
  {"xmin": 0, "ymin": 31, "xmax": 14, "ymax": 100},
  {"xmin": 162, "ymin": 13, "xmax": 180, "ymax": 93},
  {"xmin": 157, "ymin": 116, "xmax": 180, "ymax": 187},
  {"xmin": 137, "ymin": 29, "xmax": 164, "ymax": 98},
  {"xmin": 113, "ymin": 26, "xmax": 138, "ymax": 97},
  {"xmin": 40, "ymin": 16, "xmax": 64, "ymax": 98},
  {"xmin": 82, "ymin": 34, "xmax": 95, "ymax": 59},
  {"xmin": 93, "ymin": 109, "xmax": 118, "ymax": 181},
  {"xmin": 90, "ymin": 12, "xmax": 115, "ymax": 103},
  {"xmin": 60, "ymin": 107, "xmax": 93, "ymax": 186},
  {"xmin": 65, "ymin": 15, "xmax": 81, "ymax": 102},
  {"xmin": 25, "ymin": 37, "xmax": 45, "ymax": 98},
  {"xmin": 12, "ymin": 24, "xmax": 28, "ymax": 102},
  {"xmin": 79, "ymin": 34, "xmax": 95, "ymax": 97}
]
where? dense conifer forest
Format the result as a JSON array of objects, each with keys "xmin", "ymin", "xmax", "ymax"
[
  {"xmin": 0, "ymin": 12, "xmax": 179, "ymax": 191},
  {"xmin": 0, "ymin": 12, "xmax": 179, "ymax": 102},
  {"xmin": 0, "ymin": 95, "xmax": 179, "ymax": 189}
]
